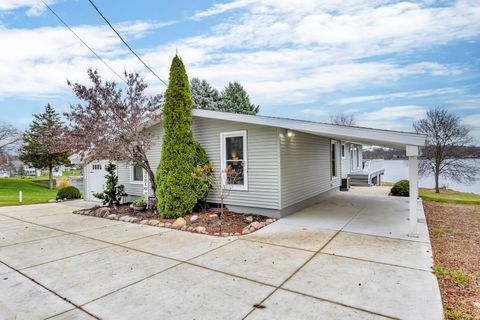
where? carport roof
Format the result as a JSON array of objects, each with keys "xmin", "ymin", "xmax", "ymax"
[{"xmin": 189, "ymin": 109, "xmax": 426, "ymax": 150}]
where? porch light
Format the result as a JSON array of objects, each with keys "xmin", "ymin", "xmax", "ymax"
[{"xmin": 287, "ymin": 130, "xmax": 294, "ymax": 138}]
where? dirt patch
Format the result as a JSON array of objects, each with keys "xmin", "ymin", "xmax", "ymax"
[
  {"xmin": 424, "ymin": 201, "xmax": 480, "ymax": 319},
  {"xmin": 74, "ymin": 205, "xmax": 274, "ymax": 236}
]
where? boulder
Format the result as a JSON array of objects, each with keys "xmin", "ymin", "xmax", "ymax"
[
  {"xmin": 140, "ymin": 220, "xmax": 149, "ymax": 224},
  {"xmin": 158, "ymin": 222, "xmax": 165, "ymax": 227},
  {"xmin": 194, "ymin": 226, "xmax": 206, "ymax": 233},
  {"xmin": 148, "ymin": 219, "xmax": 159, "ymax": 226},
  {"xmin": 250, "ymin": 221, "xmax": 264, "ymax": 230},
  {"xmin": 265, "ymin": 218, "xmax": 274, "ymax": 224},
  {"xmin": 190, "ymin": 215, "xmax": 199, "ymax": 222},
  {"xmin": 242, "ymin": 228, "xmax": 251, "ymax": 235},
  {"xmin": 172, "ymin": 218, "xmax": 187, "ymax": 229},
  {"xmin": 245, "ymin": 216, "xmax": 254, "ymax": 222},
  {"xmin": 48, "ymin": 199, "xmax": 56, "ymax": 203},
  {"xmin": 164, "ymin": 222, "xmax": 172, "ymax": 228}
]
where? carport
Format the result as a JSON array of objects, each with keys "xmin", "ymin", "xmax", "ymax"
[{"xmin": 197, "ymin": 110, "xmax": 427, "ymax": 237}]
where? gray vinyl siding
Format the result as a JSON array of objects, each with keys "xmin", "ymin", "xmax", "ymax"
[
  {"xmin": 192, "ymin": 117, "xmax": 280, "ymax": 209},
  {"xmin": 280, "ymin": 131, "xmax": 341, "ymax": 209},
  {"xmin": 116, "ymin": 123, "xmax": 164, "ymax": 197}
]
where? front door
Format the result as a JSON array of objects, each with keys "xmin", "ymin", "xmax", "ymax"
[{"xmin": 87, "ymin": 162, "xmax": 107, "ymax": 201}]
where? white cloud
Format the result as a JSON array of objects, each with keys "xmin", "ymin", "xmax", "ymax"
[
  {"xmin": 0, "ymin": 0, "xmax": 478, "ymax": 110},
  {"xmin": 356, "ymin": 105, "xmax": 426, "ymax": 131},
  {"xmin": 300, "ymin": 109, "xmax": 327, "ymax": 116},
  {"xmin": 0, "ymin": 0, "xmax": 55, "ymax": 16},
  {"xmin": 332, "ymin": 88, "xmax": 465, "ymax": 105}
]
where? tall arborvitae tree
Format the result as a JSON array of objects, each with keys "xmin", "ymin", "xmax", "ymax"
[
  {"xmin": 157, "ymin": 55, "xmax": 209, "ymax": 217},
  {"xmin": 190, "ymin": 77, "xmax": 221, "ymax": 111},
  {"xmin": 19, "ymin": 104, "xmax": 71, "ymax": 189},
  {"xmin": 218, "ymin": 82, "xmax": 259, "ymax": 115}
]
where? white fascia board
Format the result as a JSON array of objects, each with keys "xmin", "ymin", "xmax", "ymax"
[{"xmin": 191, "ymin": 109, "xmax": 426, "ymax": 149}]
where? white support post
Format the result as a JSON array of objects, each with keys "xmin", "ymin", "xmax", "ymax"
[{"xmin": 406, "ymin": 145, "xmax": 419, "ymax": 237}]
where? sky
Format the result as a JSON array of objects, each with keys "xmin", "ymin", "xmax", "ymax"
[{"xmin": 0, "ymin": 0, "xmax": 479, "ymax": 141}]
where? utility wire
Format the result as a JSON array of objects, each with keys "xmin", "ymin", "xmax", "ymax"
[
  {"xmin": 40, "ymin": 0, "xmax": 127, "ymax": 84},
  {"xmin": 87, "ymin": 0, "xmax": 168, "ymax": 86}
]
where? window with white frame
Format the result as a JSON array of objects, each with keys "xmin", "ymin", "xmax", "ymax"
[
  {"xmin": 220, "ymin": 130, "xmax": 248, "ymax": 190},
  {"xmin": 131, "ymin": 165, "xmax": 143, "ymax": 184},
  {"xmin": 341, "ymin": 144, "xmax": 346, "ymax": 159},
  {"xmin": 331, "ymin": 140, "xmax": 338, "ymax": 178}
]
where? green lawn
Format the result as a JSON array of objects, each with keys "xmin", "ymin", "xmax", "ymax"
[
  {"xmin": 63, "ymin": 169, "xmax": 82, "ymax": 176},
  {"xmin": 420, "ymin": 188, "xmax": 480, "ymax": 205},
  {"xmin": 0, "ymin": 178, "xmax": 58, "ymax": 206}
]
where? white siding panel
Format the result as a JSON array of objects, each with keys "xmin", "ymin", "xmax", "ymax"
[
  {"xmin": 193, "ymin": 117, "xmax": 280, "ymax": 209},
  {"xmin": 280, "ymin": 131, "xmax": 341, "ymax": 209},
  {"xmin": 117, "ymin": 162, "xmax": 143, "ymax": 196}
]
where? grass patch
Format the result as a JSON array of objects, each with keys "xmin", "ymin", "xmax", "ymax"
[
  {"xmin": 62, "ymin": 169, "xmax": 82, "ymax": 176},
  {"xmin": 431, "ymin": 226, "xmax": 451, "ymax": 236},
  {"xmin": 0, "ymin": 178, "xmax": 58, "ymax": 206},
  {"xmin": 434, "ymin": 265, "xmax": 469, "ymax": 284},
  {"xmin": 445, "ymin": 309, "xmax": 473, "ymax": 320},
  {"xmin": 420, "ymin": 188, "xmax": 480, "ymax": 205}
]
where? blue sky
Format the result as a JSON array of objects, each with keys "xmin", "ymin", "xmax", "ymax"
[{"xmin": 1, "ymin": 0, "xmax": 479, "ymax": 141}]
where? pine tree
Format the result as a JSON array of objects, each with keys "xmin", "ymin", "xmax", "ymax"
[
  {"xmin": 190, "ymin": 77, "xmax": 221, "ymax": 111},
  {"xmin": 93, "ymin": 162, "xmax": 126, "ymax": 207},
  {"xmin": 157, "ymin": 55, "xmax": 207, "ymax": 217},
  {"xmin": 19, "ymin": 104, "xmax": 71, "ymax": 189},
  {"xmin": 218, "ymin": 82, "xmax": 259, "ymax": 115}
]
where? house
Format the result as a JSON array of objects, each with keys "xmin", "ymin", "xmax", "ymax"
[{"xmin": 82, "ymin": 109, "xmax": 425, "ymax": 234}]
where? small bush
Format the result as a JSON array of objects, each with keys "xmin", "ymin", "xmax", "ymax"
[
  {"xmin": 56, "ymin": 186, "xmax": 81, "ymax": 200},
  {"xmin": 390, "ymin": 180, "xmax": 409, "ymax": 197}
]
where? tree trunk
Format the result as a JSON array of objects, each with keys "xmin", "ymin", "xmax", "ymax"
[
  {"xmin": 49, "ymin": 166, "xmax": 53, "ymax": 190},
  {"xmin": 434, "ymin": 171, "xmax": 440, "ymax": 193}
]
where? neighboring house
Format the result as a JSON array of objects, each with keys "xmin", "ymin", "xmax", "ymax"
[
  {"xmin": 24, "ymin": 166, "xmax": 41, "ymax": 176},
  {"xmin": 82, "ymin": 109, "xmax": 425, "ymax": 223}
]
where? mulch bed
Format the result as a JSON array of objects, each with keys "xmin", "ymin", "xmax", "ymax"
[
  {"xmin": 424, "ymin": 201, "xmax": 480, "ymax": 319},
  {"xmin": 73, "ymin": 204, "xmax": 275, "ymax": 236}
]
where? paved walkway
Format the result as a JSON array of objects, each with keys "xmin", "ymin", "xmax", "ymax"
[{"xmin": 0, "ymin": 192, "xmax": 443, "ymax": 320}]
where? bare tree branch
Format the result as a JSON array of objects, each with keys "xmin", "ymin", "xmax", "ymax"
[{"xmin": 329, "ymin": 113, "xmax": 356, "ymax": 126}]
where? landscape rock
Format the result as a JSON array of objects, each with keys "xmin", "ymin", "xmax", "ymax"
[
  {"xmin": 190, "ymin": 215, "xmax": 199, "ymax": 222},
  {"xmin": 97, "ymin": 207, "xmax": 111, "ymax": 217},
  {"xmin": 234, "ymin": 232, "xmax": 241, "ymax": 236},
  {"xmin": 245, "ymin": 216, "xmax": 254, "ymax": 222},
  {"xmin": 107, "ymin": 214, "xmax": 117, "ymax": 220},
  {"xmin": 140, "ymin": 220, "xmax": 149, "ymax": 224},
  {"xmin": 148, "ymin": 219, "xmax": 159, "ymax": 226},
  {"xmin": 158, "ymin": 222, "xmax": 165, "ymax": 227},
  {"xmin": 242, "ymin": 229, "xmax": 251, "ymax": 235},
  {"xmin": 209, "ymin": 214, "xmax": 218, "ymax": 219},
  {"xmin": 194, "ymin": 226, "xmax": 206, "ymax": 233},
  {"xmin": 164, "ymin": 222, "xmax": 172, "ymax": 228},
  {"xmin": 57, "ymin": 199, "xmax": 63, "ymax": 202},
  {"xmin": 130, "ymin": 217, "xmax": 141, "ymax": 223},
  {"xmin": 250, "ymin": 221, "xmax": 264, "ymax": 230},
  {"xmin": 221, "ymin": 233, "xmax": 229, "ymax": 237},
  {"xmin": 181, "ymin": 226, "xmax": 187, "ymax": 231},
  {"xmin": 265, "ymin": 218, "xmax": 274, "ymax": 224},
  {"xmin": 48, "ymin": 199, "xmax": 56, "ymax": 203},
  {"xmin": 171, "ymin": 217, "xmax": 186, "ymax": 229}
]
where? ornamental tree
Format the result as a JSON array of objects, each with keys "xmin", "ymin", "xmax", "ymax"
[
  {"xmin": 156, "ymin": 55, "xmax": 210, "ymax": 217},
  {"xmin": 64, "ymin": 69, "xmax": 163, "ymax": 196},
  {"xmin": 19, "ymin": 104, "xmax": 71, "ymax": 189},
  {"xmin": 93, "ymin": 162, "xmax": 126, "ymax": 207},
  {"xmin": 218, "ymin": 82, "xmax": 259, "ymax": 115}
]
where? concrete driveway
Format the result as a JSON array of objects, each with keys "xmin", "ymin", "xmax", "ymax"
[{"xmin": 0, "ymin": 190, "xmax": 443, "ymax": 320}]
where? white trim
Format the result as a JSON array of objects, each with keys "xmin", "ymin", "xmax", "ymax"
[
  {"xmin": 341, "ymin": 143, "xmax": 346, "ymax": 159},
  {"xmin": 190, "ymin": 109, "xmax": 426, "ymax": 149},
  {"xmin": 220, "ymin": 130, "xmax": 248, "ymax": 191},
  {"xmin": 130, "ymin": 164, "xmax": 144, "ymax": 185}
]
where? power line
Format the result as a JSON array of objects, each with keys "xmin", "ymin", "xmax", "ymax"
[
  {"xmin": 40, "ymin": 0, "xmax": 127, "ymax": 84},
  {"xmin": 87, "ymin": 0, "xmax": 168, "ymax": 86}
]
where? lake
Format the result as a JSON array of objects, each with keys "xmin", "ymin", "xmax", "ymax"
[{"xmin": 382, "ymin": 159, "xmax": 480, "ymax": 194}]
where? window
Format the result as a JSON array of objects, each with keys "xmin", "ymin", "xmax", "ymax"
[
  {"xmin": 341, "ymin": 144, "xmax": 346, "ymax": 159},
  {"xmin": 331, "ymin": 140, "xmax": 338, "ymax": 178},
  {"xmin": 220, "ymin": 130, "xmax": 248, "ymax": 190},
  {"xmin": 92, "ymin": 164, "xmax": 102, "ymax": 170},
  {"xmin": 131, "ymin": 165, "xmax": 143, "ymax": 184}
]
